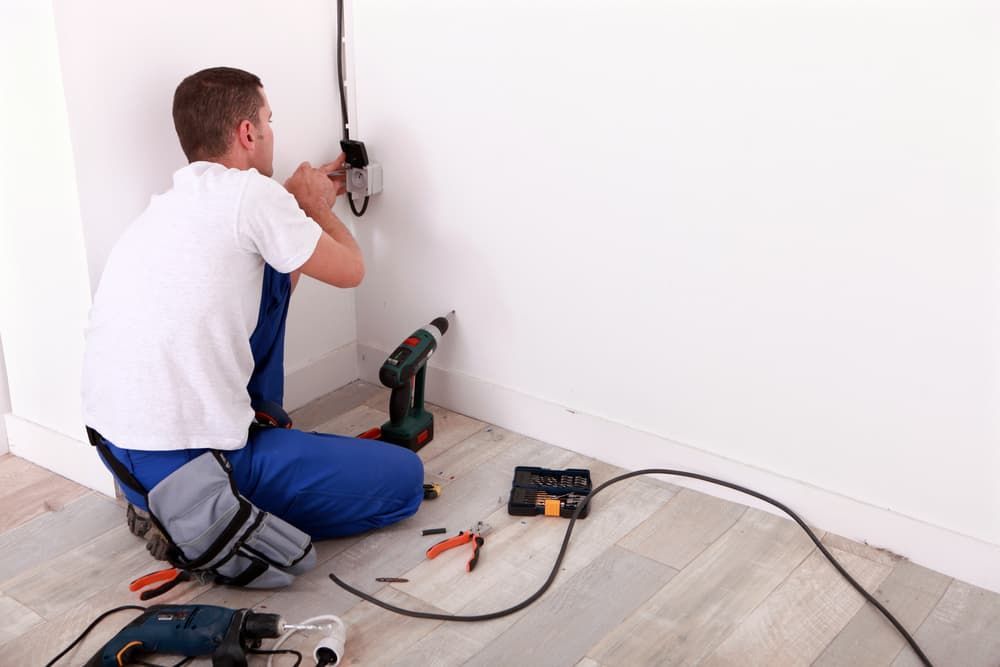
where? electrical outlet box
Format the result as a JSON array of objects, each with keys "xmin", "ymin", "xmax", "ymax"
[{"xmin": 347, "ymin": 163, "xmax": 382, "ymax": 197}]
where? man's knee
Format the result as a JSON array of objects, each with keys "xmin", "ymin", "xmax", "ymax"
[{"xmin": 397, "ymin": 447, "xmax": 425, "ymax": 492}]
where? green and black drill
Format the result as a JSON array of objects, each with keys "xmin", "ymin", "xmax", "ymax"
[{"xmin": 374, "ymin": 311, "xmax": 454, "ymax": 452}]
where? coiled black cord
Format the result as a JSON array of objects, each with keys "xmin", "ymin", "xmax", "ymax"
[{"xmin": 330, "ymin": 468, "xmax": 934, "ymax": 666}]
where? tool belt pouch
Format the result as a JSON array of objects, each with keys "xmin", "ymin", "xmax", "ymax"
[{"xmin": 147, "ymin": 452, "xmax": 316, "ymax": 588}]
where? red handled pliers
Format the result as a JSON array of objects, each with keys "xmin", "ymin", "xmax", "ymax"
[
  {"xmin": 425, "ymin": 521, "xmax": 490, "ymax": 572},
  {"xmin": 129, "ymin": 567, "xmax": 192, "ymax": 600}
]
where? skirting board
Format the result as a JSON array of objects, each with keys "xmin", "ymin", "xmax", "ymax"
[
  {"xmin": 283, "ymin": 342, "xmax": 359, "ymax": 412},
  {"xmin": 5, "ymin": 413, "xmax": 116, "ymax": 496},
  {"xmin": 358, "ymin": 343, "xmax": 1000, "ymax": 594}
]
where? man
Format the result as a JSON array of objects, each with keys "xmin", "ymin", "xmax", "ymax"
[{"xmin": 81, "ymin": 67, "xmax": 423, "ymax": 586}]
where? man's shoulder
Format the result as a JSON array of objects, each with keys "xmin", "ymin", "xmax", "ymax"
[
  {"xmin": 243, "ymin": 167, "xmax": 282, "ymax": 190},
  {"xmin": 173, "ymin": 161, "xmax": 257, "ymax": 192},
  {"xmin": 241, "ymin": 168, "xmax": 294, "ymax": 207}
]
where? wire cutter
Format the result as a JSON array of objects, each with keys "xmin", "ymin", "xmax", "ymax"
[
  {"xmin": 129, "ymin": 567, "xmax": 193, "ymax": 600},
  {"xmin": 425, "ymin": 521, "xmax": 490, "ymax": 572}
]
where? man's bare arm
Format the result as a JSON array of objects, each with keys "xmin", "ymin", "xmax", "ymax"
[
  {"xmin": 284, "ymin": 156, "xmax": 364, "ymax": 288},
  {"xmin": 298, "ymin": 208, "xmax": 364, "ymax": 287}
]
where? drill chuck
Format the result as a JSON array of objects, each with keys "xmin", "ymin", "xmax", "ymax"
[
  {"xmin": 428, "ymin": 313, "xmax": 451, "ymax": 337},
  {"xmin": 243, "ymin": 611, "xmax": 283, "ymax": 640}
]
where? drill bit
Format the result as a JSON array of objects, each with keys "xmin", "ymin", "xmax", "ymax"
[{"xmin": 282, "ymin": 622, "xmax": 334, "ymax": 632}]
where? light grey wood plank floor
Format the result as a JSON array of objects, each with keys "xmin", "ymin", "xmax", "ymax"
[{"xmin": 2, "ymin": 380, "xmax": 999, "ymax": 666}]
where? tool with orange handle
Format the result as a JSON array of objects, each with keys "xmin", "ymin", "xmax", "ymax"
[
  {"xmin": 425, "ymin": 521, "xmax": 490, "ymax": 572},
  {"xmin": 129, "ymin": 567, "xmax": 193, "ymax": 601}
]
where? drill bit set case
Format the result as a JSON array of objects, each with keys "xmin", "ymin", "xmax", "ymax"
[{"xmin": 507, "ymin": 466, "xmax": 593, "ymax": 519}]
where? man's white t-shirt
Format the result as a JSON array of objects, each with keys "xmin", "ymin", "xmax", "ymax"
[{"xmin": 81, "ymin": 162, "xmax": 322, "ymax": 451}]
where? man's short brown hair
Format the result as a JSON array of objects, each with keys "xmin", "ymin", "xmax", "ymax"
[{"xmin": 172, "ymin": 67, "xmax": 264, "ymax": 162}]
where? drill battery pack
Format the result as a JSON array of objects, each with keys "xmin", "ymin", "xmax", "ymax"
[{"xmin": 507, "ymin": 466, "xmax": 593, "ymax": 519}]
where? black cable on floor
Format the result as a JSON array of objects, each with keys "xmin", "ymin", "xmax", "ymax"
[
  {"xmin": 330, "ymin": 468, "xmax": 934, "ymax": 667},
  {"xmin": 44, "ymin": 604, "xmax": 146, "ymax": 666},
  {"xmin": 248, "ymin": 646, "xmax": 303, "ymax": 666}
]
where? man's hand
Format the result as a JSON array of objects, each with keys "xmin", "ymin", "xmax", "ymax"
[
  {"xmin": 320, "ymin": 153, "xmax": 348, "ymax": 198},
  {"xmin": 285, "ymin": 152, "xmax": 364, "ymax": 289},
  {"xmin": 283, "ymin": 154, "xmax": 347, "ymax": 219}
]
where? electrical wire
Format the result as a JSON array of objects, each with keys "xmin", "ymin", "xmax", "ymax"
[
  {"xmin": 348, "ymin": 193, "xmax": 369, "ymax": 216},
  {"xmin": 330, "ymin": 468, "xmax": 935, "ymax": 667},
  {"xmin": 335, "ymin": 0, "xmax": 349, "ymax": 141},
  {"xmin": 336, "ymin": 0, "xmax": 370, "ymax": 217},
  {"xmin": 45, "ymin": 604, "xmax": 146, "ymax": 666},
  {"xmin": 250, "ymin": 646, "xmax": 302, "ymax": 666},
  {"xmin": 265, "ymin": 615, "xmax": 343, "ymax": 667}
]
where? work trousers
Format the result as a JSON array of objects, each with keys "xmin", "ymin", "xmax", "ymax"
[{"xmin": 97, "ymin": 266, "xmax": 424, "ymax": 540}]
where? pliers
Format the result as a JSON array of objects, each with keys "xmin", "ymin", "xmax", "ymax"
[
  {"xmin": 129, "ymin": 567, "xmax": 192, "ymax": 600},
  {"xmin": 425, "ymin": 521, "xmax": 490, "ymax": 572}
]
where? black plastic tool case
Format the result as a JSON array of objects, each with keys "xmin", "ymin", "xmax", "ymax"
[{"xmin": 507, "ymin": 466, "xmax": 593, "ymax": 519}]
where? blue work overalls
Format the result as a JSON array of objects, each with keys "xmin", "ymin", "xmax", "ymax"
[{"xmin": 96, "ymin": 266, "xmax": 424, "ymax": 539}]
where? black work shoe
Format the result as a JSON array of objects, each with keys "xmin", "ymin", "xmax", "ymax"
[{"xmin": 126, "ymin": 503, "xmax": 172, "ymax": 562}]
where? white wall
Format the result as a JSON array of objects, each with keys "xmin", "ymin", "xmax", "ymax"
[
  {"xmin": 0, "ymin": 0, "xmax": 107, "ymax": 489},
  {"xmin": 49, "ymin": 0, "xmax": 359, "ymax": 409},
  {"xmin": 351, "ymin": 1, "xmax": 1000, "ymax": 590}
]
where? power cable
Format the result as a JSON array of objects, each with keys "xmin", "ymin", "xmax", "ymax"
[
  {"xmin": 335, "ymin": 0, "xmax": 349, "ymax": 141},
  {"xmin": 330, "ymin": 468, "xmax": 934, "ymax": 667},
  {"xmin": 44, "ymin": 605, "xmax": 146, "ymax": 666},
  {"xmin": 336, "ymin": 0, "xmax": 369, "ymax": 217}
]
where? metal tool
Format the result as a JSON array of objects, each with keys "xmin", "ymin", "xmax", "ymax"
[
  {"xmin": 374, "ymin": 312, "xmax": 455, "ymax": 451},
  {"xmin": 426, "ymin": 521, "xmax": 490, "ymax": 572},
  {"xmin": 128, "ymin": 568, "xmax": 194, "ymax": 601},
  {"xmin": 83, "ymin": 604, "xmax": 330, "ymax": 666}
]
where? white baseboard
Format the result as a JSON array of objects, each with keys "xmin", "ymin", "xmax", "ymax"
[
  {"xmin": 358, "ymin": 344, "xmax": 1000, "ymax": 594},
  {"xmin": 284, "ymin": 342, "xmax": 359, "ymax": 412},
  {"xmin": 5, "ymin": 413, "xmax": 116, "ymax": 496}
]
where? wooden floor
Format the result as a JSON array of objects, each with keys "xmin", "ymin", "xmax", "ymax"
[{"xmin": 3, "ymin": 380, "xmax": 999, "ymax": 666}]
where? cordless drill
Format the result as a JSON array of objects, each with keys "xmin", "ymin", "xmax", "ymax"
[
  {"xmin": 84, "ymin": 604, "xmax": 334, "ymax": 667},
  {"xmin": 377, "ymin": 311, "xmax": 454, "ymax": 451}
]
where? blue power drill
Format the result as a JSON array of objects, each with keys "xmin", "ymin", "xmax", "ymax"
[{"xmin": 84, "ymin": 605, "xmax": 283, "ymax": 666}]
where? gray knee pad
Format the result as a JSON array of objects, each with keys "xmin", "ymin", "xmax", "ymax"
[{"xmin": 147, "ymin": 452, "xmax": 316, "ymax": 588}]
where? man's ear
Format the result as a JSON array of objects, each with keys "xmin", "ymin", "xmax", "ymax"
[{"xmin": 237, "ymin": 119, "xmax": 256, "ymax": 152}]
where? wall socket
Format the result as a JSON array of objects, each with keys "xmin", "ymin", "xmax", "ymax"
[{"xmin": 347, "ymin": 163, "xmax": 383, "ymax": 197}]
